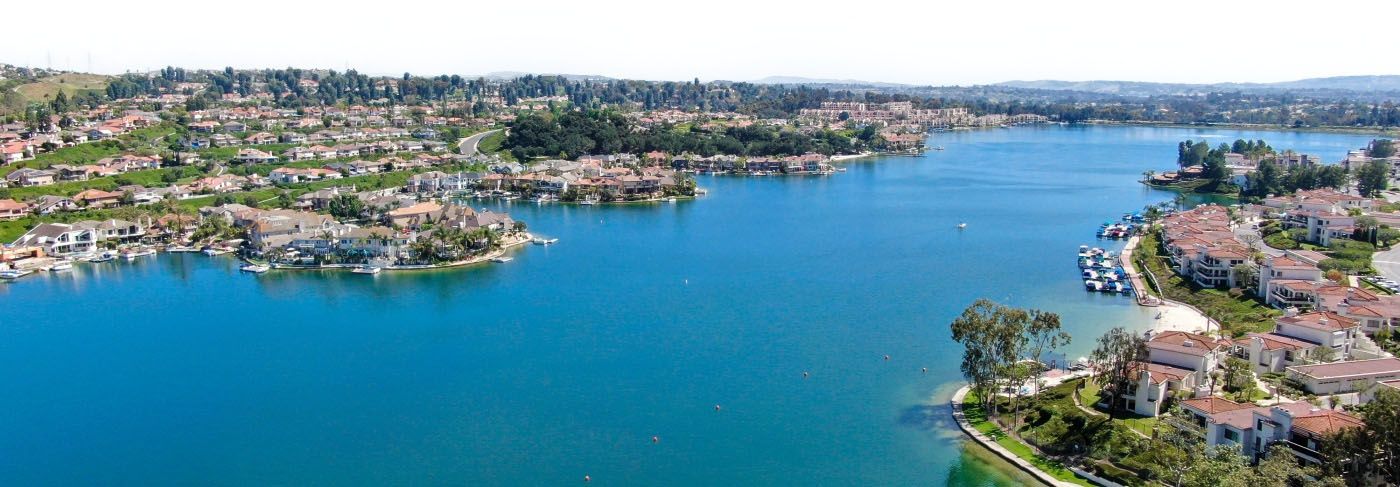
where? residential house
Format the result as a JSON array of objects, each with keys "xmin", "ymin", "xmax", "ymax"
[
  {"xmin": 0, "ymin": 198, "xmax": 30, "ymax": 220},
  {"xmin": 233, "ymin": 148, "xmax": 279, "ymax": 164},
  {"xmin": 6, "ymin": 168, "xmax": 56, "ymax": 187},
  {"xmin": 1177, "ymin": 397, "xmax": 1362, "ymax": 464},
  {"xmin": 1285, "ymin": 357, "xmax": 1400, "ymax": 396}
]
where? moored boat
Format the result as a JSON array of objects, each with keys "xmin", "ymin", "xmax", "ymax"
[
  {"xmin": 48, "ymin": 261, "xmax": 74, "ymax": 272},
  {"xmin": 490, "ymin": 256, "xmax": 513, "ymax": 263},
  {"xmin": 351, "ymin": 265, "xmax": 382, "ymax": 275},
  {"xmin": 240, "ymin": 263, "xmax": 271, "ymax": 274},
  {"xmin": 1, "ymin": 269, "xmax": 33, "ymax": 280}
]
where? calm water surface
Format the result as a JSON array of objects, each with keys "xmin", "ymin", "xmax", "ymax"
[{"xmin": 0, "ymin": 126, "xmax": 1379, "ymax": 485}]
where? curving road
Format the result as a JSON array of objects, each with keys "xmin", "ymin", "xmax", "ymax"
[{"xmin": 458, "ymin": 129, "xmax": 502, "ymax": 157}]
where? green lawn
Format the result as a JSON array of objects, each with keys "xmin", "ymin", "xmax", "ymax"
[
  {"xmin": 477, "ymin": 130, "xmax": 513, "ymax": 160},
  {"xmin": 961, "ymin": 392, "xmax": 1095, "ymax": 486},
  {"xmin": 1119, "ymin": 416, "xmax": 1159, "ymax": 437},
  {"xmin": 1137, "ymin": 230, "xmax": 1281, "ymax": 337}
]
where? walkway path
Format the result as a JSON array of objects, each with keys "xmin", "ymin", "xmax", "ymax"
[
  {"xmin": 1120, "ymin": 234, "xmax": 1220, "ymax": 335},
  {"xmin": 951, "ymin": 386, "xmax": 1082, "ymax": 487}
]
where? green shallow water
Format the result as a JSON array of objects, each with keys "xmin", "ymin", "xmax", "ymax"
[{"xmin": 0, "ymin": 125, "xmax": 1379, "ymax": 485}]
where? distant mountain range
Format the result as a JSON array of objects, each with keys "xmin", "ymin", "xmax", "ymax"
[
  {"xmin": 748, "ymin": 76, "xmax": 910, "ymax": 88},
  {"xmin": 995, "ymin": 76, "xmax": 1400, "ymax": 96}
]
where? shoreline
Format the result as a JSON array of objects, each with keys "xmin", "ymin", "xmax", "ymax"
[
  {"xmin": 1080, "ymin": 120, "xmax": 1400, "ymax": 137},
  {"xmin": 1119, "ymin": 233, "xmax": 1220, "ymax": 335},
  {"xmin": 262, "ymin": 234, "xmax": 532, "ymax": 273},
  {"xmin": 949, "ymin": 385, "xmax": 1098, "ymax": 487}
]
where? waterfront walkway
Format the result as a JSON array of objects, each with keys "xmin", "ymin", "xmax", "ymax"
[
  {"xmin": 1120, "ymin": 235, "xmax": 1218, "ymax": 335},
  {"xmin": 1118, "ymin": 236, "xmax": 1158, "ymax": 307},
  {"xmin": 950, "ymin": 386, "xmax": 1094, "ymax": 487}
]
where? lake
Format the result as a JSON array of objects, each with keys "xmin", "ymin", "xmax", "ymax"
[{"xmin": 0, "ymin": 125, "xmax": 1380, "ymax": 485}]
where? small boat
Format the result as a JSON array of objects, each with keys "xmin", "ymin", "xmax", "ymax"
[
  {"xmin": 90, "ymin": 252, "xmax": 116, "ymax": 263},
  {"xmin": 202, "ymin": 248, "xmax": 220, "ymax": 256},
  {"xmin": 1, "ymin": 269, "xmax": 33, "ymax": 280},
  {"xmin": 351, "ymin": 265, "xmax": 381, "ymax": 275},
  {"xmin": 490, "ymin": 256, "xmax": 513, "ymax": 263},
  {"xmin": 123, "ymin": 249, "xmax": 156, "ymax": 260},
  {"xmin": 531, "ymin": 237, "xmax": 559, "ymax": 245},
  {"xmin": 579, "ymin": 199, "xmax": 597, "ymax": 206},
  {"xmin": 240, "ymin": 264, "xmax": 271, "ymax": 274},
  {"xmin": 1085, "ymin": 280, "xmax": 1104, "ymax": 291},
  {"xmin": 667, "ymin": 197, "xmax": 677, "ymax": 202},
  {"xmin": 48, "ymin": 261, "xmax": 74, "ymax": 272},
  {"xmin": 933, "ymin": 146, "xmax": 945, "ymax": 151},
  {"xmin": 957, "ymin": 223, "xmax": 967, "ymax": 229}
]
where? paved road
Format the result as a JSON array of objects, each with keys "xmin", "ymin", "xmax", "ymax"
[
  {"xmin": 1374, "ymin": 246, "xmax": 1400, "ymax": 281},
  {"xmin": 457, "ymin": 129, "xmax": 501, "ymax": 157}
]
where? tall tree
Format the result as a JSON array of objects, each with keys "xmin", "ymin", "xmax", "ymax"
[
  {"xmin": 1356, "ymin": 160, "xmax": 1389, "ymax": 197},
  {"xmin": 1089, "ymin": 326, "xmax": 1148, "ymax": 417}
]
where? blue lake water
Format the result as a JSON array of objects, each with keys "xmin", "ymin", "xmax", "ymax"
[{"xmin": 0, "ymin": 125, "xmax": 1380, "ymax": 485}]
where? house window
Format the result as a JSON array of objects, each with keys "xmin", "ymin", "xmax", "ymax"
[
  {"xmin": 1224, "ymin": 429, "xmax": 1240, "ymax": 442},
  {"xmin": 1284, "ymin": 350, "xmax": 1294, "ymax": 361}
]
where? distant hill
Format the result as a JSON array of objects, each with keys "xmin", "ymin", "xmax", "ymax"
[
  {"xmin": 749, "ymin": 76, "xmax": 909, "ymax": 88},
  {"xmin": 996, "ymin": 76, "xmax": 1400, "ymax": 96},
  {"xmin": 481, "ymin": 71, "xmax": 615, "ymax": 82}
]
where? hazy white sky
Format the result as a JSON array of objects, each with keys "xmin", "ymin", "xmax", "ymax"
[{"xmin": 1, "ymin": 0, "xmax": 1393, "ymax": 85}]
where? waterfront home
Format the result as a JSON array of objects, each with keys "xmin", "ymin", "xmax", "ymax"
[
  {"xmin": 1124, "ymin": 331, "xmax": 1232, "ymax": 416},
  {"xmin": 336, "ymin": 226, "xmax": 413, "ymax": 260},
  {"xmin": 385, "ymin": 201, "xmax": 444, "ymax": 228},
  {"xmin": 1190, "ymin": 244, "xmax": 1251, "ymax": 288},
  {"xmin": 11, "ymin": 223, "xmax": 97, "ymax": 255},
  {"xmin": 74, "ymin": 219, "xmax": 146, "ymax": 243},
  {"xmin": 1235, "ymin": 332, "xmax": 1324, "ymax": 374},
  {"xmin": 1176, "ymin": 397, "xmax": 1361, "ymax": 465},
  {"xmin": 248, "ymin": 211, "xmax": 339, "ymax": 249},
  {"xmin": 1116, "ymin": 361, "xmax": 1199, "ymax": 417},
  {"xmin": 1285, "ymin": 357, "xmax": 1400, "ymax": 396},
  {"xmin": 0, "ymin": 198, "xmax": 30, "ymax": 220}
]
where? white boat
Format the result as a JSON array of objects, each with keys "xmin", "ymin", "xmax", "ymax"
[
  {"xmin": 532, "ymin": 237, "xmax": 559, "ymax": 245},
  {"xmin": 202, "ymin": 248, "xmax": 220, "ymax": 256},
  {"xmin": 490, "ymin": 256, "xmax": 513, "ymax": 263},
  {"xmin": 351, "ymin": 266, "xmax": 382, "ymax": 275},
  {"xmin": 90, "ymin": 252, "xmax": 116, "ymax": 263},
  {"xmin": 667, "ymin": 197, "xmax": 677, "ymax": 202},
  {"xmin": 957, "ymin": 223, "xmax": 967, "ymax": 229},
  {"xmin": 240, "ymin": 264, "xmax": 271, "ymax": 274},
  {"xmin": 124, "ymin": 249, "xmax": 156, "ymax": 260},
  {"xmin": 1, "ymin": 269, "xmax": 33, "ymax": 280},
  {"xmin": 579, "ymin": 199, "xmax": 597, "ymax": 206},
  {"xmin": 48, "ymin": 261, "xmax": 74, "ymax": 272}
]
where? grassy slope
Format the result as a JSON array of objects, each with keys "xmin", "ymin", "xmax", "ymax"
[
  {"xmin": 962, "ymin": 389, "xmax": 1095, "ymax": 486},
  {"xmin": 13, "ymin": 73, "xmax": 110, "ymax": 103},
  {"xmin": 1136, "ymin": 229, "xmax": 1280, "ymax": 337}
]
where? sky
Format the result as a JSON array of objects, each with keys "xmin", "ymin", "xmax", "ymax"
[{"xmin": 1, "ymin": 0, "xmax": 1395, "ymax": 85}]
